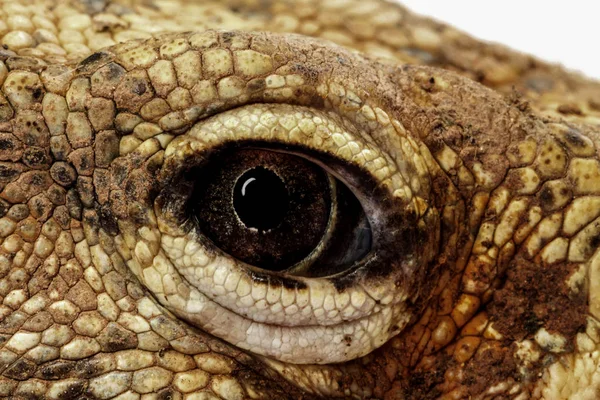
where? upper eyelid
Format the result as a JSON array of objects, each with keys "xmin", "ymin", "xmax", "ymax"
[
  {"xmin": 163, "ymin": 104, "xmax": 399, "ymax": 193},
  {"xmin": 83, "ymin": 31, "xmax": 434, "ymax": 206}
]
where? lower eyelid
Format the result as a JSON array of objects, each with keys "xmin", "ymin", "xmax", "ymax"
[
  {"xmin": 160, "ymin": 232, "xmax": 384, "ymax": 326},
  {"xmin": 133, "ymin": 229, "xmax": 408, "ymax": 363},
  {"xmin": 157, "ymin": 264, "xmax": 407, "ymax": 364}
]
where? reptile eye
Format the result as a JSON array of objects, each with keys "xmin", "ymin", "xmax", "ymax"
[
  {"xmin": 187, "ymin": 148, "xmax": 371, "ymax": 276},
  {"xmin": 147, "ymin": 104, "xmax": 434, "ymax": 364}
]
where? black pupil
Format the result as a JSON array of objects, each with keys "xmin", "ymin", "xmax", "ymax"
[{"xmin": 233, "ymin": 167, "xmax": 288, "ymax": 231}]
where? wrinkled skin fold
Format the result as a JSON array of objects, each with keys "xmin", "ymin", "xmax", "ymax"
[{"xmin": 0, "ymin": 0, "xmax": 599, "ymax": 399}]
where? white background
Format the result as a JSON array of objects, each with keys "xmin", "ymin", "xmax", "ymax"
[{"xmin": 397, "ymin": 1, "xmax": 599, "ymax": 79}]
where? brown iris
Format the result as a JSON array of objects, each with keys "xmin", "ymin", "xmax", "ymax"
[
  {"xmin": 183, "ymin": 147, "xmax": 372, "ymax": 277},
  {"xmin": 191, "ymin": 149, "xmax": 332, "ymax": 272}
]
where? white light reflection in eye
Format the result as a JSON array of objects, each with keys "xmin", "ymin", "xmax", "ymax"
[{"xmin": 241, "ymin": 177, "xmax": 256, "ymax": 196}]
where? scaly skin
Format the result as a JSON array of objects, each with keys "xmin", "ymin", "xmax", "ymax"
[{"xmin": 0, "ymin": 1, "xmax": 599, "ymax": 399}]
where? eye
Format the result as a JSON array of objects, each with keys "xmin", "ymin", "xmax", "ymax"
[
  {"xmin": 133, "ymin": 104, "xmax": 437, "ymax": 365},
  {"xmin": 187, "ymin": 148, "xmax": 371, "ymax": 277}
]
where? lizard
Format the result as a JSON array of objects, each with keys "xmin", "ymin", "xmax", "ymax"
[{"xmin": 0, "ymin": 0, "xmax": 599, "ymax": 399}]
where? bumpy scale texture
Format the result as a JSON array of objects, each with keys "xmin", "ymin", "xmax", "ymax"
[{"xmin": 0, "ymin": 0, "xmax": 599, "ymax": 399}]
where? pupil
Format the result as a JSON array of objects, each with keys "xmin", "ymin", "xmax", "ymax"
[{"xmin": 233, "ymin": 167, "xmax": 288, "ymax": 231}]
